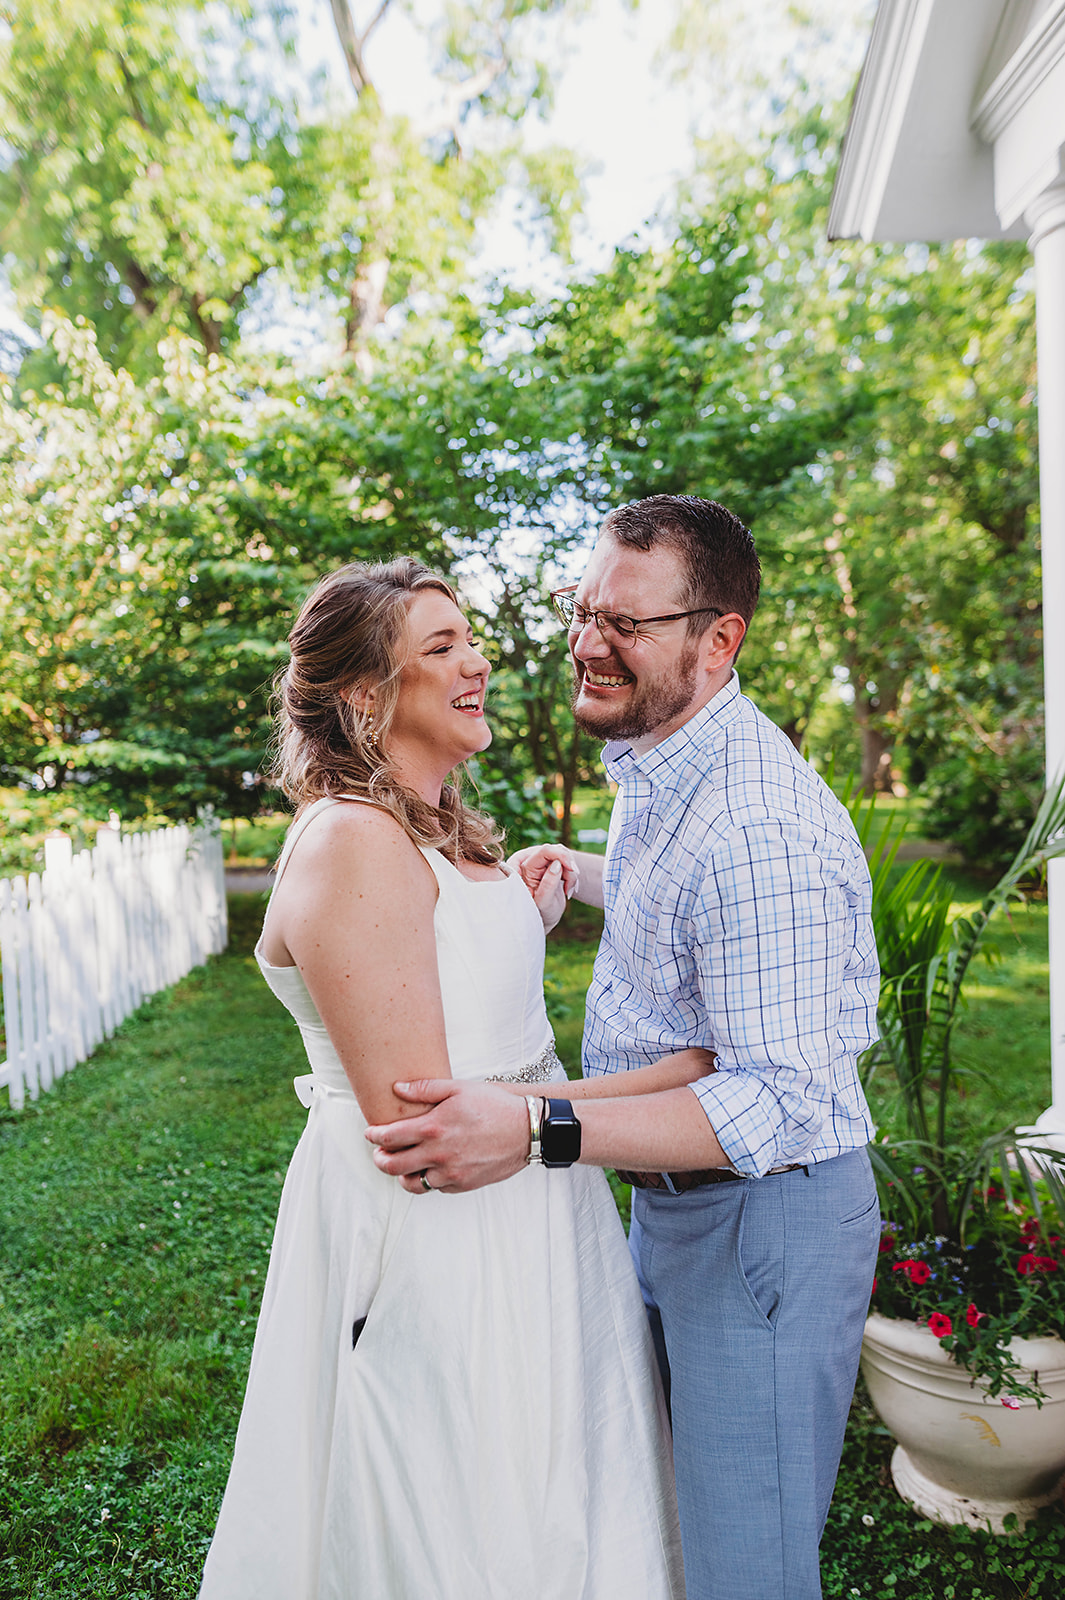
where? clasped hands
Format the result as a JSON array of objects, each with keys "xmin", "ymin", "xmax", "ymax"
[
  {"xmin": 509, "ymin": 842, "xmax": 580, "ymax": 932},
  {"xmin": 365, "ymin": 1045, "xmax": 716, "ymax": 1196}
]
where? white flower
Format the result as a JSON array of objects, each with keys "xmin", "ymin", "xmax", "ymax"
[{"xmin": 862, "ymin": 1514, "xmax": 875, "ymax": 1526}]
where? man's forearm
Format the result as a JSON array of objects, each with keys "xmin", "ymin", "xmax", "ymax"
[{"xmin": 575, "ymin": 1087, "xmax": 729, "ymax": 1170}]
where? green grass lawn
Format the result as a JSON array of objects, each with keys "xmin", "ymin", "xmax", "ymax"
[
  {"xmin": 0, "ymin": 897, "xmax": 306, "ymax": 1598},
  {"xmin": 1, "ymin": 883, "xmax": 1063, "ymax": 1597}
]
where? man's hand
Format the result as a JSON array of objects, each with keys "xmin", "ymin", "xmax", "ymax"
[
  {"xmin": 507, "ymin": 844, "xmax": 579, "ymax": 933},
  {"xmin": 365, "ymin": 1080, "xmax": 530, "ymax": 1193}
]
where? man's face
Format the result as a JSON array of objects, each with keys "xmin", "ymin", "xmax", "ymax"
[{"xmin": 569, "ymin": 536, "xmax": 704, "ymax": 745}]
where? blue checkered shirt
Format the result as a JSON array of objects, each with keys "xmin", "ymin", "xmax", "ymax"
[{"xmin": 582, "ymin": 673, "xmax": 878, "ymax": 1177}]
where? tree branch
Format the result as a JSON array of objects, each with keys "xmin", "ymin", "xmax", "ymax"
[
  {"xmin": 117, "ymin": 56, "xmax": 151, "ymax": 132},
  {"xmin": 328, "ymin": 0, "xmax": 393, "ymax": 98},
  {"xmin": 416, "ymin": 55, "xmax": 507, "ymax": 142}
]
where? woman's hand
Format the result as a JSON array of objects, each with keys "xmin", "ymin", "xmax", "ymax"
[
  {"xmin": 649, "ymin": 1047, "xmax": 717, "ymax": 1088},
  {"xmin": 507, "ymin": 844, "xmax": 580, "ymax": 933}
]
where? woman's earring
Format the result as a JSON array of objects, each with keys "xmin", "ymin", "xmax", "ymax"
[{"xmin": 365, "ymin": 710, "xmax": 381, "ymax": 754}]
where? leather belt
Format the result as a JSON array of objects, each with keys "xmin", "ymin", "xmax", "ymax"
[{"xmin": 616, "ymin": 1164, "xmax": 807, "ymax": 1193}]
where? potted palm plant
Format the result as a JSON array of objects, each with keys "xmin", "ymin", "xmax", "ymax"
[{"xmin": 854, "ymin": 779, "xmax": 1065, "ymax": 1533}]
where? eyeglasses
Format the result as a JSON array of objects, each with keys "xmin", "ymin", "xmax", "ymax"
[{"xmin": 549, "ymin": 585, "xmax": 721, "ymax": 649}]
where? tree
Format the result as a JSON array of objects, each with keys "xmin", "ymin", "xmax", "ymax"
[
  {"xmin": 481, "ymin": 138, "xmax": 875, "ymax": 760},
  {"xmin": 0, "ymin": 314, "xmax": 440, "ymax": 817},
  {"xmin": 0, "ymin": 0, "xmax": 290, "ymax": 375},
  {"xmin": 319, "ymin": 0, "xmax": 582, "ymax": 366},
  {"xmin": 255, "ymin": 323, "xmax": 601, "ymax": 834},
  {"xmin": 0, "ymin": 0, "xmax": 584, "ymax": 380},
  {"xmin": 800, "ymin": 231, "xmax": 1040, "ymax": 809}
]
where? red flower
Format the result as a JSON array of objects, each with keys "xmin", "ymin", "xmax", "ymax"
[
  {"xmin": 1017, "ymin": 1253, "xmax": 1060, "ymax": 1276},
  {"xmin": 965, "ymin": 1304, "xmax": 984, "ymax": 1328},
  {"xmin": 871, "ymin": 1277, "xmax": 878, "ymax": 1295},
  {"xmin": 892, "ymin": 1259, "xmax": 932, "ymax": 1284},
  {"xmin": 878, "ymin": 1233, "xmax": 896, "ymax": 1254},
  {"xmin": 928, "ymin": 1313, "xmax": 953, "ymax": 1339}
]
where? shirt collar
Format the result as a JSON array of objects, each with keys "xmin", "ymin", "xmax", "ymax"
[{"xmin": 602, "ymin": 670, "xmax": 742, "ymax": 787}]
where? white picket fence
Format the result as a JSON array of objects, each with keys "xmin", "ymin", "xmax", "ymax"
[{"xmin": 0, "ymin": 817, "xmax": 228, "ymax": 1110}]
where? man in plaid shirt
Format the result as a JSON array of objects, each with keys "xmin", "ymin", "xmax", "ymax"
[{"xmin": 371, "ymin": 495, "xmax": 880, "ymax": 1600}]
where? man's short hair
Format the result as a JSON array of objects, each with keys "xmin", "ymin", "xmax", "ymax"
[{"xmin": 602, "ymin": 495, "xmax": 760, "ymax": 633}]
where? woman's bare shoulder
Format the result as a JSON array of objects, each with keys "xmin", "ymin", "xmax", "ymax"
[{"xmin": 291, "ymin": 798, "xmax": 431, "ymax": 876}]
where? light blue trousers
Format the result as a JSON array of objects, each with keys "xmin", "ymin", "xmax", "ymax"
[{"xmin": 631, "ymin": 1147, "xmax": 879, "ymax": 1600}]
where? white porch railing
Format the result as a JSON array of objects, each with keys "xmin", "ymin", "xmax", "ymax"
[{"xmin": 0, "ymin": 816, "xmax": 228, "ymax": 1110}]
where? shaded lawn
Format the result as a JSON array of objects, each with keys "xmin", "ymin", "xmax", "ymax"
[{"xmin": 0, "ymin": 896, "xmax": 304, "ymax": 1598}]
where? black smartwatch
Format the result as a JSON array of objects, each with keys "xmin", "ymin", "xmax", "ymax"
[{"xmin": 540, "ymin": 1098, "xmax": 582, "ymax": 1168}]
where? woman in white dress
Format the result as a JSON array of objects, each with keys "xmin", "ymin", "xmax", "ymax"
[{"xmin": 199, "ymin": 557, "xmax": 696, "ymax": 1600}]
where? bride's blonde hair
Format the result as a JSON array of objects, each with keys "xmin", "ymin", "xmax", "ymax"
[{"xmin": 272, "ymin": 557, "xmax": 503, "ymax": 865}]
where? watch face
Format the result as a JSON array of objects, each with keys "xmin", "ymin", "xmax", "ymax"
[{"xmin": 541, "ymin": 1099, "xmax": 582, "ymax": 1166}]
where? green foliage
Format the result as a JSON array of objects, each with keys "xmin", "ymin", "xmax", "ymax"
[
  {"xmin": 821, "ymin": 1379, "xmax": 1065, "ymax": 1598},
  {"xmin": 858, "ymin": 780, "xmax": 1065, "ymax": 1237},
  {"xmin": 0, "ymin": 0, "xmax": 593, "ymax": 378},
  {"xmin": 918, "ymin": 742, "xmax": 1047, "ymax": 873},
  {"xmin": 0, "ymin": 788, "xmax": 116, "ymax": 879},
  {"xmin": 0, "ymin": 15, "xmax": 1048, "ymax": 864},
  {"xmin": 0, "ymin": 314, "xmax": 446, "ymax": 817},
  {"xmin": 850, "ymin": 781, "xmax": 1065, "ymax": 1394},
  {"xmin": 873, "ymin": 1193, "xmax": 1065, "ymax": 1401},
  {"xmin": 466, "ymin": 756, "xmax": 558, "ymax": 854},
  {"xmin": 0, "ymin": 0, "xmax": 290, "ymax": 376}
]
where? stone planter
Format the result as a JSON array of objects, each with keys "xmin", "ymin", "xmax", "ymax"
[{"xmin": 861, "ymin": 1312, "xmax": 1065, "ymax": 1533}]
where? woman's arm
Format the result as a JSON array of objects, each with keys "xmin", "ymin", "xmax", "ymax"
[
  {"xmin": 564, "ymin": 1047, "xmax": 715, "ymax": 1099},
  {"xmin": 497, "ymin": 1048, "xmax": 715, "ymax": 1100},
  {"xmin": 263, "ymin": 805, "xmax": 451, "ymax": 1125}
]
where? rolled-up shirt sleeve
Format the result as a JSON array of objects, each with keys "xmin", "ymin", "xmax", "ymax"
[{"xmin": 687, "ymin": 820, "xmax": 850, "ymax": 1177}]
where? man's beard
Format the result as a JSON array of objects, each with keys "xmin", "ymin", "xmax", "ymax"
[{"xmin": 571, "ymin": 643, "xmax": 699, "ymax": 742}]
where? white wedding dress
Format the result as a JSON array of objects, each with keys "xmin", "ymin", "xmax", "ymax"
[{"xmin": 200, "ymin": 797, "xmax": 685, "ymax": 1600}]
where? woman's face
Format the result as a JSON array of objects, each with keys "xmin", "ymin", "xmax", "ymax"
[{"xmin": 385, "ymin": 589, "xmax": 492, "ymax": 780}]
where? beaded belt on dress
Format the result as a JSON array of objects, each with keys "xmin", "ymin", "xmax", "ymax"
[{"xmin": 486, "ymin": 1042, "xmax": 564, "ymax": 1084}]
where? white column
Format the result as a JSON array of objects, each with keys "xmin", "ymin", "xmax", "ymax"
[{"xmin": 1026, "ymin": 181, "xmax": 1065, "ymax": 1137}]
